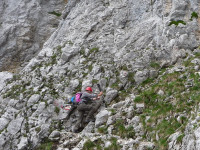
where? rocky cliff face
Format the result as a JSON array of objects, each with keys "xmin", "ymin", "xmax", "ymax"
[
  {"xmin": 0, "ymin": 0, "xmax": 199, "ymax": 149},
  {"xmin": 0, "ymin": 0, "xmax": 66, "ymax": 71}
]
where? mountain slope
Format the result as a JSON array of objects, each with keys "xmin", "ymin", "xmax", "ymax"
[{"xmin": 0, "ymin": 0, "xmax": 199, "ymax": 149}]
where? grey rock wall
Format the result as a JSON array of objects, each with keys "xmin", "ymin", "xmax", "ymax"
[{"xmin": 0, "ymin": 0, "xmax": 66, "ymax": 71}]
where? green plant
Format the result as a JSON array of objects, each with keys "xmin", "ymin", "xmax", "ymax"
[
  {"xmin": 112, "ymin": 119, "xmax": 135, "ymax": 138},
  {"xmin": 89, "ymin": 47, "xmax": 99, "ymax": 55},
  {"xmin": 51, "ymin": 54, "xmax": 57, "ymax": 64},
  {"xmin": 134, "ymin": 96, "xmax": 143, "ymax": 103},
  {"xmin": 168, "ymin": 20, "xmax": 186, "ymax": 26},
  {"xmin": 177, "ymin": 134, "xmax": 185, "ymax": 143},
  {"xmin": 92, "ymin": 79, "xmax": 98, "ymax": 84},
  {"xmin": 128, "ymin": 72, "xmax": 135, "ymax": 84},
  {"xmin": 83, "ymin": 140, "xmax": 95, "ymax": 150},
  {"xmin": 98, "ymin": 126, "xmax": 108, "ymax": 134},
  {"xmin": 104, "ymin": 137, "xmax": 121, "ymax": 150},
  {"xmin": 190, "ymin": 12, "xmax": 198, "ymax": 20},
  {"xmin": 80, "ymin": 49, "xmax": 85, "ymax": 56},
  {"xmin": 35, "ymin": 126, "xmax": 41, "ymax": 133},
  {"xmin": 88, "ymin": 64, "xmax": 93, "ymax": 72},
  {"xmin": 54, "ymin": 107, "xmax": 60, "ymax": 115},
  {"xmin": 48, "ymin": 11, "xmax": 61, "ymax": 17},
  {"xmin": 83, "ymin": 139, "xmax": 103, "ymax": 150},
  {"xmin": 36, "ymin": 142, "xmax": 53, "ymax": 150},
  {"xmin": 150, "ymin": 62, "xmax": 160, "ymax": 69},
  {"xmin": 109, "ymin": 109, "xmax": 116, "ymax": 115},
  {"xmin": 36, "ymin": 138, "xmax": 55, "ymax": 150}
]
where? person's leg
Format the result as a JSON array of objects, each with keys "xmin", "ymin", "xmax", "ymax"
[
  {"xmin": 73, "ymin": 103, "xmax": 92, "ymax": 132},
  {"xmin": 64, "ymin": 105, "xmax": 77, "ymax": 120},
  {"xmin": 73, "ymin": 109, "xmax": 84, "ymax": 132},
  {"xmin": 85, "ymin": 101, "xmax": 101, "ymax": 123}
]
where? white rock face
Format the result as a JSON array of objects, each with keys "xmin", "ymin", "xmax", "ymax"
[
  {"xmin": 7, "ymin": 117, "xmax": 24, "ymax": 135},
  {"xmin": 0, "ymin": 0, "xmax": 66, "ymax": 71},
  {"xmin": 0, "ymin": 72, "xmax": 13, "ymax": 91},
  {"xmin": 95, "ymin": 109, "xmax": 109, "ymax": 127}
]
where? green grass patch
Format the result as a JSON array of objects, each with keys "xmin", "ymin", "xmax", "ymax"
[
  {"xmin": 112, "ymin": 119, "xmax": 135, "ymax": 139},
  {"xmin": 177, "ymin": 134, "xmax": 185, "ymax": 143},
  {"xmin": 190, "ymin": 12, "xmax": 198, "ymax": 20},
  {"xmin": 54, "ymin": 107, "xmax": 60, "ymax": 115},
  {"xmin": 104, "ymin": 137, "xmax": 121, "ymax": 150},
  {"xmin": 48, "ymin": 11, "xmax": 61, "ymax": 17},
  {"xmin": 98, "ymin": 126, "xmax": 108, "ymax": 134},
  {"xmin": 83, "ymin": 139, "xmax": 103, "ymax": 150},
  {"xmin": 169, "ymin": 20, "xmax": 186, "ymax": 26},
  {"xmin": 36, "ymin": 142, "xmax": 54, "ymax": 150},
  {"xmin": 150, "ymin": 62, "xmax": 160, "ymax": 69},
  {"xmin": 89, "ymin": 47, "xmax": 99, "ymax": 54}
]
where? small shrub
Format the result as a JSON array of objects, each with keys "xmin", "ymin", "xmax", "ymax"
[
  {"xmin": 92, "ymin": 79, "xmax": 98, "ymax": 84},
  {"xmin": 109, "ymin": 109, "xmax": 116, "ymax": 115},
  {"xmin": 51, "ymin": 54, "xmax": 57, "ymax": 64},
  {"xmin": 98, "ymin": 126, "xmax": 108, "ymax": 134},
  {"xmin": 150, "ymin": 62, "xmax": 160, "ymax": 69},
  {"xmin": 169, "ymin": 20, "xmax": 186, "ymax": 26},
  {"xmin": 89, "ymin": 47, "xmax": 99, "ymax": 55},
  {"xmin": 112, "ymin": 119, "xmax": 135, "ymax": 138},
  {"xmin": 104, "ymin": 137, "xmax": 121, "ymax": 150},
  {"xmin": 36, "ymin": 142, "xmax": 53, "ymax": 150},
  {"xmin": 141, "ymin": 78, "xmax": 154, "ymax": 86},
  {"xmin": 36, "ymin": 138, "xmax": 54, "ymax": 150},
  {"xmin": 190, "ymin": 12, "xmax": 198, "ymax": 20},
  {"xmin": 83, "ymin": 139, "xmax": 102, "ymax": 150},
  {"xmin": 54, "ymin": 107, "xmax": 60, "ymax": 115},
  {"xmin": 48, "ymin": 11, "xmax": 61, "ymax": 17},
  {"xmin": 35, "ymin": 126, "xmax": 41, "ymax": 133},
  {"xmin": 80, "ymin": 49, "xmax": 85, "ymax": 55},
  {"xmin": 177, "ymin": 134, "xmax": 185, "ymax": 143},
  {"xmin": 134, "ymin": 96, "xmax": 143, "ymax": 103},
  {"xmin": 128, "ymin": 72, "xmax": 135, "ymax": 84},
  {"xmin": 88, "ymin": 64, "xmax": 93, "ymax": 72}
]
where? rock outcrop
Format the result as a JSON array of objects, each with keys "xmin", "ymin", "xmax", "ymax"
[{"xmin": 0, "ymin": 0, "xmax": 66, "ymax": 71}]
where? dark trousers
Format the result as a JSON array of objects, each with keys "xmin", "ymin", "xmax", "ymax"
[
  {"xmin": 74, "ymin": 101, "xmax": 101, "ymax": 131},
  {"xmin": 64, "ymin": 104, "xmax": 77, "ymax": 120}
]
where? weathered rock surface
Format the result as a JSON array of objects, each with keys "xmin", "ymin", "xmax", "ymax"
[
  {"xmin": 0, "ymin": 0, "xmax": 66, "ymax": 71},
  {"xmin": 0, "ymin": 0, "xmax": 199, "ymax": 149}
]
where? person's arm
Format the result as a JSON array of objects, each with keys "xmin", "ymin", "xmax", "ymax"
[
  {"xmin": 83, "ymin": 92, "xmax": 97, "ymax": 99},
  {"xmin": 97, "ymin": 91, "xmax": 103, "ymax": 97},
  {"xmin": 93, "ymin": 91, "xmax": 103, "ymax": 100}
]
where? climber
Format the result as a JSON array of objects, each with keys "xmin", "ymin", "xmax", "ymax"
[{"xmin": 73, "ymin": 86, "xmax": 103, "ymax": 133}]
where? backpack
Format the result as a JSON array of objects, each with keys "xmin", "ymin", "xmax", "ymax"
[{"xmin": 70, "ymin": 92, "xmax": 82, "ymax": 104}]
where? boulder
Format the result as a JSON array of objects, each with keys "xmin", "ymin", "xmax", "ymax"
[
  {"xmin": 134, "ymin": 70, "xmax": 149, "ymax": 85},
  {"xmin": 49, "ymin": 130, "xmax": 61, "ymax": 142},
  {"xmin": 0, "ymin": 118, "xmax": 9, "ymax": 130},
  {"xmin": 17, "ymin": 137, "xmax": 28, "ymax": 150},
  {"xmin": 7, "ymin": 117, "xmax": 24, "ymax": 135},
  {"xmin": 104, "ymin": 90, "xmax": 118, "ymax": 104},
  {"xmin": 95, "ymin": 109, "xmax": 109, "ymax": 127},
  {"xmin": 0, "ymin": 72, "xmax": 13, "ymax": 91},
  {"xmin": 27, "ymin": 94, "xmax": 40, "ymax": 107}
]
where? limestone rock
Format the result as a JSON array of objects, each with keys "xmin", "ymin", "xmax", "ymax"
[
  {"xmin": 134, "ymin": 70, "xmax": 149, "ymax": 85},
  {"xmin": 0, "ymin": 118, "xmax": 9, "ymax": 130},
  {"xmin": 95, "ymin": 109, "xmax": 109, "ymax": 128},
  {"xmin": 0, "ymin": 72, "xmax": 13, "ymax": 91},
  {"xmin": 0, "ymin": 0, "xmax": 66, "ymax": 70},
  {"xmin": 49, "ymin": 130, "xmax": 61, "ymax": 141},
  {"xmin": 104, "ymin": 90, "xmax": 118, "ymax": 104},
  {"xmin": 17, "ymin": 137, "xmax": 28, "ymax": 150},
  {"xmin": 7, "ymin": 117, "xmax": 24, "ymax": 135}
]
